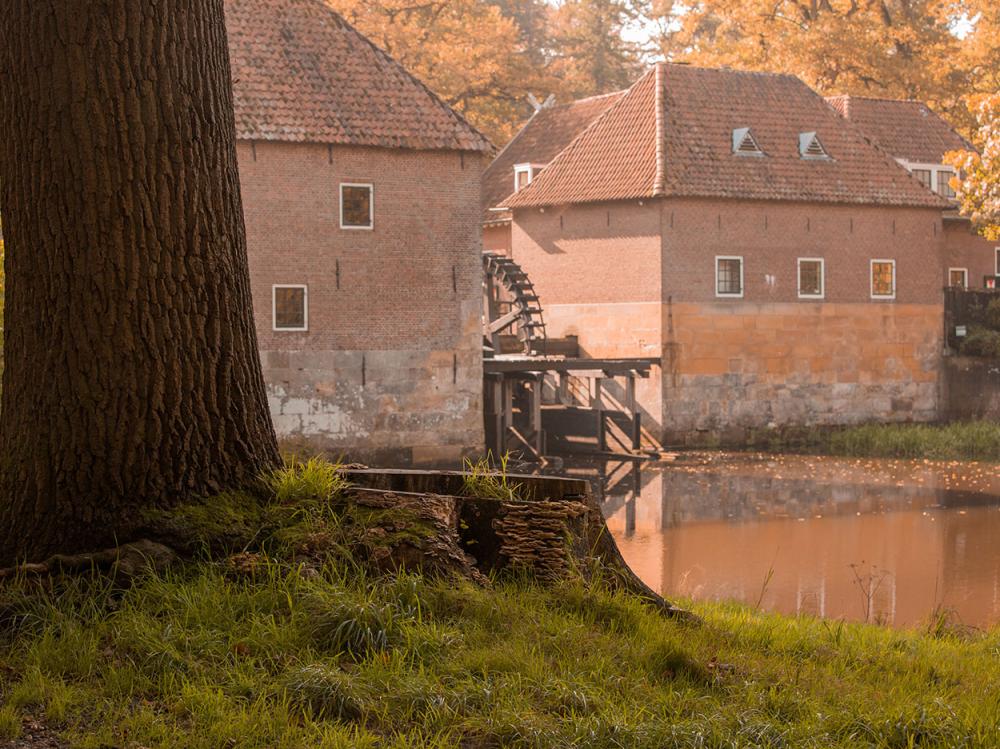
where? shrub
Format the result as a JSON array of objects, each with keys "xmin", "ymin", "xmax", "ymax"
[
  {"xmin": 959, "ymin": 326, "xmax": 1000, "ymax": 357},
  {"xmin": 985, "ymin": 298, "xmax": 1000, "ymax": 331}
]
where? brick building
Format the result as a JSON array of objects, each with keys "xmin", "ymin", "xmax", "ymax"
[
  {"xmin": 226, "ymin": 0, "xmax": 492, "ymax": 464},
  {"xmin": 827, "ymin": 95, "xmax": 999, "ymax": 288},
  {"xmin": 485, "ymin": 64, "xmax": 958, "ymax": 443}
]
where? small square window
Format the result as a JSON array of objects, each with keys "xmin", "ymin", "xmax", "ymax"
[
  {"xmin": 936, "ymin": 170, "xmax": 956, "ymax": 199},
  {"xmin": 948, "ymin": 268, "xmax": 968, "ymax": 288},
  {"xmin": 798, "ymin": 258, "xmax": 824, "ymax": 299},
  {"xmin": 273, "ymin": 285, "xmax": 308, "ymax": 331},
  {"xmin": 514, "ymin": 165, "xmax": 533, "ymax": 191},
  {"xmin": 871, "ymin": 260, "xmax": 896, "ymax": 299},
  {"xmin": 911, "ymin": 168, "xmax": 932, "ymax": 189},
  {"xmin": 340, "ymin": 183, "xmax": 373, "ymax": 229},
  {"xmin": 716, "ymin": 256, "xmax": 744, "ymax": 297}
]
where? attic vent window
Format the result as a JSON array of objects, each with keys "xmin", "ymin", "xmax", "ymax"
[
  {"xmin": 799, "ymin": 132, "xmax": 830, "ymax": 160},
  {"xmin": 732, "ymin": 127, "xmax": 764, "ymax": 157}
]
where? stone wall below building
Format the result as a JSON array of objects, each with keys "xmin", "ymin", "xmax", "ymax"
[
  {"xmin": 662, "ymin": 301, "xmax": 943, "ymax": 444},
  {"xmin": 263, "ymin": 346, "xmax": 483, "ymax": 467},
  {"xmin": 941, "ymin": 356, "xmax": 1000, "ymax": 422}
]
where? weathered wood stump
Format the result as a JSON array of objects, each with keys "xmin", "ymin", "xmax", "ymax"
[{"xmin": 341, "ymin": 469, "xmax": 687, "ymax": 618}]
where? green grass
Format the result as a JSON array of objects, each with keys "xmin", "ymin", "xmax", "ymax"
[
  {"xmin": 1, "ymin": 563, "xmax": 999, "ymax": 748},
  {"xmin": 817, "ymin": 421, "xmax": 1000, "ymax": 461},
  {"xmin": 2, "ymin": 462, "xmax": 1000, "ymax": 747},
  {"xmin": 461, "ymin": 453, "xmax": 525, "ymax": 501}
]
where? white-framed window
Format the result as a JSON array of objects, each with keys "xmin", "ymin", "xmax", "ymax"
[
  {"xmin": 936, "ymin": 169, "xmax": 957, "ymax": 199},
  {"xmin": 995, "ymin": 247, "xmax": 1000, "ymax": 275},
  {"xmin": 715, "ymin": 255, "xmax": 744, "ymax": 298},
  {"xmin": 911, "ymin": 168, "xmax": 932, "ymax": 189},
  {"xmin": 797, "ymin": 257, "xmax": 825, "ymax": 299},
  {"xmin": 514, "ymin": 163, "xmax": 546, "ymax": 191},
  {"xmin": 896, "ymin": 159, "xmax": 958, "ymax": 200},
  {"xmin": 948, "ymin": 267, "xmax": 968, "ymax": 288},
  {"xmin": 340, "ymin": 183, "xmax": 373, "ymax": 229},
  {"xmin": 870, "ymin": 259, "xmax": 896, "ymax": 300},
  {"xmin": 272, "ymin": 285, "xmax": 308, "ymax": 331}
]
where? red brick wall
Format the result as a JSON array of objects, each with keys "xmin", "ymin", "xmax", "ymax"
[
  {"xmin": 943, "ymin": 220, "xmax": 999, "ymax": 289},
  {"xmin": 483, "ymin": 223, "xmax": 511, "ymax": 255},
  {"xmin": 662, "ymin": 198, "xmax": 944, "ymax": 304},
  {"xmin": 237, "ymin": 141, "xmax": 485, "ymax": 465},
  {"xmin": 508, "ymin": 197, "xmax": 948, "ymax": 442}
]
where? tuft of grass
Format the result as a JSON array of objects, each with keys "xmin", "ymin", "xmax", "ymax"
[
  {"xmin": 282, "ymin": 663, "xmax": 367, "ymax": 720},
  {"xmin": 264, "ymin": 456, "xmax": 351, "ymax": 506},
  {"xmin": 0, "ymin": 705, "xmax": 21, "ymax": 740},
  {"xmin": 822, "ymin": 421, "xmax": 1000, "ymax": 461},
  {"xmin": 460, "ymin": 453, "xmax": 524, "ymax": 501}
]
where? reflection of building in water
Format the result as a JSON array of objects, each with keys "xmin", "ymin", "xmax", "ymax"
[{"xmin": 594, "ymin": 456, "xmax": 1000, "ymax": 627}]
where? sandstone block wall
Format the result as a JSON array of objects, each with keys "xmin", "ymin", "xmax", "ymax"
[
  {"xmin": 238, "ymin": 141, "xmax": 485, "ymax": 465},
  {"xmin": 662, "ymin": 302, "xmax": 943, "ymax": 443}
]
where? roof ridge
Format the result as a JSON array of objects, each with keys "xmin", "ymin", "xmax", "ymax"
[
  {"xmin": 661, "ymin": 61, "xmax": 801, "ymax": 80},
  {"xmin": 501, "ymin": 67, "xmax": 658, "ymax": 208},
  {"xmin": 555, "ymin": 90, "xmax": 629, "ymax": 108},
  {"xmin": 318, "ymin": 2, "xmax": 493, "ymax": 151},
  {"xmin": 653, "ymin": 63, "xmax": 666, "ymax": 196},
  {"xmin": 827, "ymin": 93, "xmax": 928, "ymax": 106}
]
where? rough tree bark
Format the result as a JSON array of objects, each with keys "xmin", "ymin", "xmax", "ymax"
[{"xmin": 0, "ymin": 0, "xmax": 281, "ymax": 565}]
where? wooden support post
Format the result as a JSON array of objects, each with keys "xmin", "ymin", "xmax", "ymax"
[
  {"xmin": 490, "ymin": 375, "xmax": 503, "ymax": 456},
  {"xmin": 627, "ymin": 372, "xmax": 641, "ymax": 451},
  {"xmin": 530, "ymin": 374, "xmax": 543, "ymax": 455},
  {"xmin": 485, "ymin": 263, "xmax": 502, "ymax": 353},
  {"xmin": 502, "ymin": 377, "xmax": 513, "ymax": 454},
  {"xmin": 558, "ymin": 372, "xmax": 570, "ymax": 405},
  {"xmin": 594, "ymin": 376, "xmax": 606, "ymax": 452}
]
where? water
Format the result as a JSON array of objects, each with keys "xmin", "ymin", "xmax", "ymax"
[{"xmin": 567, "ymin": 453, "xmax": 1000, "ymax": 628}]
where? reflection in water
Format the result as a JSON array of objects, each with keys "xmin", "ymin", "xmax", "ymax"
[{"xmin": 565, "ymin": 453, "xmax": 1000, "ymax": 628}]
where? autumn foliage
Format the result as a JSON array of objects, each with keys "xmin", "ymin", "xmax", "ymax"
[{"xmin": 325, "ymin": 0, "xmax": 999, "ymax": 148}]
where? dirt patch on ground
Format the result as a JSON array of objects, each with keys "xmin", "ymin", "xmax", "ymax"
[{"xmin": 0, "ymin": 716, "xmax": 68, "ymax": 749}]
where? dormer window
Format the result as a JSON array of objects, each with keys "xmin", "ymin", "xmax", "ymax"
[
  {"xmin": 896, "ymin": 159, "xmax": 959, "ymax": 201},
  {"xmin": 799, "ymin": 132, "xmax": 830, "ymax": 160},
  {"xmin": 732, "ymin": 127, "xmax": 764, "ymax": 157},
  {"xmin": 514, "ymin": 163, "xmax": 544, "ymax": 191}
]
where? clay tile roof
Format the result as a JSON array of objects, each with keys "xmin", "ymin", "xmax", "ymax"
[
  {"xmin": 225, "ymin": 0, "xmax": 491, "ymax": 152},
  {"xmin": 481, "ymin": 91, "xmax": 625, "ymax": 223},
  {"xmin": 504, "ymin": 64, "xmax": 949, "ymax": 210},
  {"xmin": 826, "ymin": 95, "xmax": 973, "ymax": 164}
]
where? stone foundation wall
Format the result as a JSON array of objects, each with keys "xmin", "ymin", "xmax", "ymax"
[
  {"xmin": 264, "ymin": 339, "xmax": 483, "ymax": 467},
  {"xmin": 662, "ymin": 301, "xmax": 943, "ymax": 444}
]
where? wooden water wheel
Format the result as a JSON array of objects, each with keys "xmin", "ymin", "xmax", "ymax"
[{"xmin": 483, "ymin": 251, "xmax": 547, "ymax": 356}]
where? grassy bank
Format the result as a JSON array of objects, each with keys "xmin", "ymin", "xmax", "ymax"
[
  {"xmin": 813, "ymin": 421, "xmax": 1000, "ymax": 462},
  {"xmin": 1, "ymin": 463, "xmax": 999, "ymax": 748}
]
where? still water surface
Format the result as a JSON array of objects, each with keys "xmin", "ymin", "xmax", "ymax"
[{"xmin": 568, "ymin": 453, "xmax": 1000, "ymax": 628}]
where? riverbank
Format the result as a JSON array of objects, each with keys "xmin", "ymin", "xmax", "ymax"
[
  {"xmin": 752, "ymin": 420, "xmax": 1000, "ymax": 462},
  {"xmin": 1, "ymin": 467, "xmax": 998, "ymax": 747}
]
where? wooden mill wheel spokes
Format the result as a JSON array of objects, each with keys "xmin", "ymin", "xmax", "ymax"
[{"xmin": 482, "ymin": 251, "xmax": 547, "ymax": 355}]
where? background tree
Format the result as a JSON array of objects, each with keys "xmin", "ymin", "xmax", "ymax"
[
  {"xmin": 0, "ymin": 0, "xmax": 280, "ymax": 565},
  {"xmin": 549, "ymin": 0, "xmax": 648, "ymax": 98},
  {"xmin": 947, "ymin": 94, "xmax": 1000, "ymax": 240},
  {"xmin": 652, "ymin": 0, "xmax": 972, "ymax": 129},
  {"xmin": 328, "ymin": 0, "xmax": 556, "ymax": 142}
]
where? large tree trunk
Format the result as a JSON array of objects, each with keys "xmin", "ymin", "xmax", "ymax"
[{"xmin": 0, "ymin": 0, "xmax": 281, "ymax": 565}]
